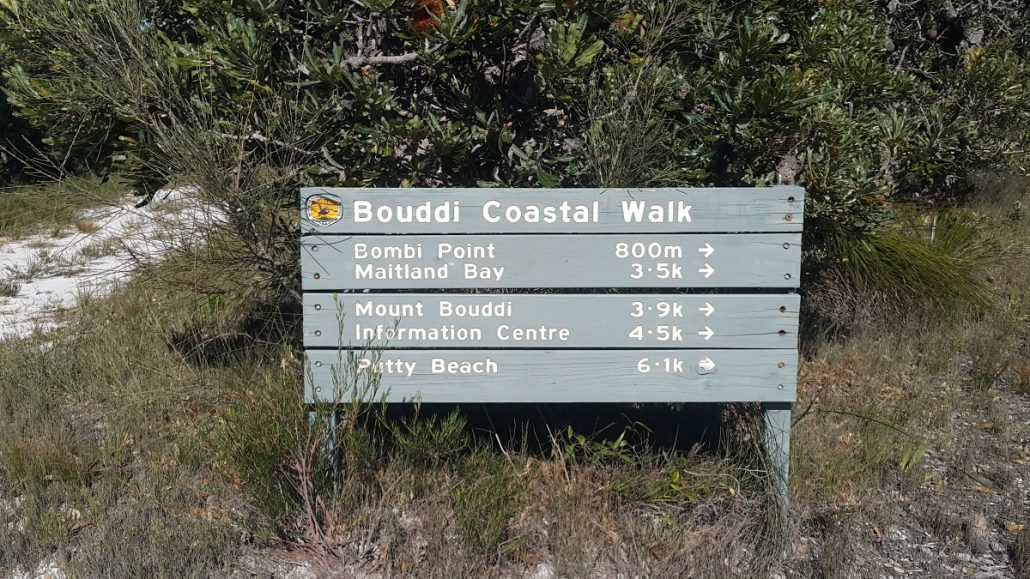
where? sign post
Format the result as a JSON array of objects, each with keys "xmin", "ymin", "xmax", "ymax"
[{"xmin": 301, "ymin": 187, "xmax": 803, "ymax": 498}]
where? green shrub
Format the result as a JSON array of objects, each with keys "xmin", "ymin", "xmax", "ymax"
[
  {"xmin": 806, "ymin": 207, "xmax": 1004, "ymax": 336},
  {"xmin": 0, "ymin": 174, "xmax": 128, "ymax": 238},
  {"xmin": 215, "ymin": 366, "xmax": 304, "ymax": 521},
  {"xmin": 389, "ymin": 408, "xmax": 472, "ymax": 468},
  {"xmin": 453, "ymin": 453, "xmax": 519, "ymax": 554},
  {"xmin": 0, "ymin": 277, "xmax": 18, "ymax": 297},
  {"xmin": 2, "ymin": 0, "xmax": 1028, "ymax": 298}
]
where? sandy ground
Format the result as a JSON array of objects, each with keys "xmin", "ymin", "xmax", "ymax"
[
  {"xmin": 0, "ymin": 188, "xmax": 214, "ymax": 342},
  {"xmin": 1, "ymin": 187, "xmax": 217, "ymax": 579}
]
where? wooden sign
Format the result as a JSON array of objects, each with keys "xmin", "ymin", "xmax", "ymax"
[
  {"xmin": 300, "ymin": 187, "xmax": 803, "ymax": 234},
  {"xmin": 302, "ymin": 234, "xmax": 801, "ymax": 289},
  {"xmin": 305, "ymin": 349, "xmax": 798, "ymax": 404},
  {"xmin": 303, "ymin": 293, "xmax": 800, "ymax": 349},
  {"xmin": 301, "ymin": 187, "xmax": 803, "ymax": 494}
]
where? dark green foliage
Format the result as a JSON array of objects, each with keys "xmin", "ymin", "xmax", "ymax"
[
  {"xmin": 0, "ymin": 0, "xmax": 1027, "ymax": 296},
  {"xmin": 0, "ymin": 39, "xmax": 40, "ymax": 184}
]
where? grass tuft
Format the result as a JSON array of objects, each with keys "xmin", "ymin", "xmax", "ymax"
[
  {"xmin": 72, "ymin": 218, "xmax": 99, "ymax": 234},
  {"xmin": 215, "ymin": 365, "xmax": 303, "ymax": 521},
  {"xmin": 1012, "ymin": 526, "xmax": 1030, "ymax": 577},
  {"xmin": 0, "ymin": 174, "xmax": 128, "ymax": 239},
  {"xmin": 68, "ymin": 507, "xmax": 236, "ymax": 578},
  {"xmin": 0, "ymin": 278, "xmax": 19, "ymax": 297},
  {"xmin": 390, "ymin": 408, "xmax": 471, "ymax": 468},
  {"xmin": 453, "ymin": 453, "xmax": 519, "ymax": 555}
]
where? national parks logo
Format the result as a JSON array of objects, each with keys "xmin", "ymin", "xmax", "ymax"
[{"xmin": 306, "ymin": 194, "xmax": 343, "ymax": 226}]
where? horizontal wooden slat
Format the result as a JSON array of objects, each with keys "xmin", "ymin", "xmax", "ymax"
[
  {"xmin": 302, "ymin": 234, "xmax": 802, "ymax": 289},
  {"xmin": 303, "ymin": 293, "xmax": 800, "ymax": 349},
  {"xmin": 305, "ymin": 349, "xmax": 797, "ymax": 403},
  {"xmin": 300, "ymin": 187, "xmax": 804, "ymax": 234}
]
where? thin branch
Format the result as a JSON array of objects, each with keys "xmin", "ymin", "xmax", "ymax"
[
  {"xmin": 215, "ymin": 132, "xmax": 317, "ymax": 157},
  {"xmin": 342, "ymin": 52, "xmax": 420, "ymax": 68},
  {"xmin": 790, "ymin": 383, "xmax": 826, "ymax": 427},
  {"xmin": 809, "ymin": 408, "xmax": 922, "ymax": 440}
]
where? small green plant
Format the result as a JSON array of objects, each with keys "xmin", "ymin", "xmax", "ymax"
[
  {"xmin": 965, "ymin": 314, "xmax": 1018, "ymax": 391},
  {"xmin": 1, "ymin": 435, "xmax": 90, "ymax": 494},
  {"xmin": 560, "ymin": 424, "xmax": 638, "ymax": 465},
  {"xmin": 215, "ymin": 366, "xmax": 304, "ymax": 520},
  {"xmin": 611, "ymin": 460, "xmax": 739, "ymax": 505},
  {"xmin": 390, "ymin": 407, "xmax": 471, "ymax": 468},
  {"xmin": 0, "ymin": 278, "xmax": 18, "ymax": 297},
  {"xmin": 4, "ymin": 249, "xmax": 87, "ymax": 282},
  {"xmin": 24, "ymin": 503, "xmax": 73, "ymax": 554},
  {"xmin": 79, "ymin": 238, "xmax": 120, "ymax": 259},
  {"xmin": 859, "ymin": 413, "xmax": 929, "ymax": 474},
  {"xmin": 453, "ymin": 453, "xmax": 518, "ymax": 554}
]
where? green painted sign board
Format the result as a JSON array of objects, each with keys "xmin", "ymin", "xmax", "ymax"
[{"xmin": 300, "ymin": 186, "xmax": 803, "ymax": 494}]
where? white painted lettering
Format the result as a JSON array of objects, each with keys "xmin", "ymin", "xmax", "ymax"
[
  {"xmin": 621, "ymin": 200, "xmax": 692, "ymax": 223},
  {"xmin": 354, "ymin": 300, "xmax": 425, "ymax": 318},
  {"xmin": 464, "ymin": 264, "xmax": 504, "ymax": 280},
  {"xmin": 353, "ymin": 243, "xmax": 422, "ymax": 259},
  {"xmin": 431, "ymin": 357, "xmax": 498, "ymax": 374},
  {"xmin": 355, "ymin": 264, "xmax": 448, "ymax": 280},
  {"xmin": 357, "ymin": 357, "xmax": 416, "ymax": 377},
  {"xmin": 351, "ymin": 201, "xmax": 460, "ymax": 223},
  {"xmin": 439, "ymin": 300, "xmax": 512, "ymax": 317},
  {"xmin": 353, "ymin": 201, "xmax": 373, "ymax": 222},
  {"xmin": 496, "ymin": 324, "xmax": 570, "ymax": 342},
  {"xmin": 437, "ymin": 243, "xmax": 496, "ymax": 260},
  {"xmin": 483, "ymin": 200, "xmax": 501, "ymax": 222},
  {"xmin": 481, "ymin": 201, "xmax": 599, "ymax": 224}
]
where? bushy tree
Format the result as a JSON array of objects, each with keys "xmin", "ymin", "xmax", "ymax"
[{"xmin": 0, "ymin": 0, "xmax": 1026, "ymax": 298}]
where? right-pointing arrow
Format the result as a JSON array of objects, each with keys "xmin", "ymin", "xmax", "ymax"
[
  {"xmin": 698, "ymin": 326, "xmax": 715, "ymax": 341},
  {"xmin": 698, "ymin": 357, "xmax": 716, "ymax": 374},
  {"xmin": 698, "ymin": 243, "xmax": 715, "ymax": 258},
  {"xmin": 699, "ymin": 302, "xmax": 715, "ymax": 317},
  {"xmin": 698, "ymin": 263, "xmax": 715, "ymax": 278}
]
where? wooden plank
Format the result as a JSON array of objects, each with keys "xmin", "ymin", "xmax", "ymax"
[
  {"xmin": 304, "ymin": 349, "xmax": 798, "ymax": 404},
  {"xmin": 300, "ymin": 187, "xmax": 804, "ymax": 234},
  {"xmin": 302, "ymin": 234, "xmax": 802, "ymax": 290},
  {"xmin": 303, "ymin": 293, "xmax": 800, "ymax": 349}
]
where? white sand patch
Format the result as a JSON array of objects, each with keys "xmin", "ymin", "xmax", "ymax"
[
  {"xmin": 0, "ymin": 187, "xmax": 218, "ymax": 341},
  {"xmin": 8, "ymin": 553, "xmax": 65, "ymax": 579},
  {"xmin": 0, "ymin": 187, "xmax": 221, "ymax": 579}
]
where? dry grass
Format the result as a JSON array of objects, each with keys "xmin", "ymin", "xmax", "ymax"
[
  {"xmin": 0, "ymin": 176, "xmax": 1027, "ymax": 576},
  {"xmin": 787, "ymin": 174, "xmax": 1030, "ymax": 577},
  {"xmin": 72, "ymin": 218, "xmax": 99, "ymax": 234},
  {"xmin": 1013, "ymin": 526, "xmax": 1030, "ymax": 577},
  {"xmin": 0, "ymin": 252, "xmax": 267, "ymax": 575},
  {"xmin": 0, "ymin": 174, "xmax": 127, "ymax": 240}
]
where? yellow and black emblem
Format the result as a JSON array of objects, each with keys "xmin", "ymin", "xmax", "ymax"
[{"xmin": 306, "ymin": 194, "xmax": 342, "ymax": 225}]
